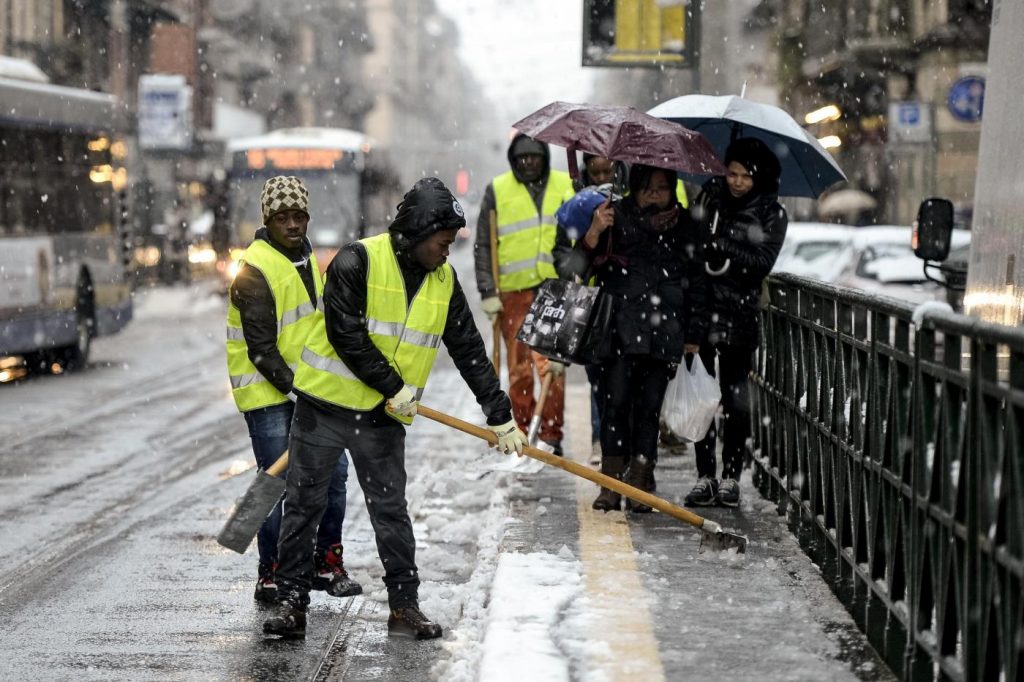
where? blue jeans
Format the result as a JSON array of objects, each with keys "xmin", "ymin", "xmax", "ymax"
[{"xmin": 243, "ymin": 402, "xmax": 349, "ymax": 569}]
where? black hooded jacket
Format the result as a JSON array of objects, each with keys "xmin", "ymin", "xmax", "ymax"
[
  {"xmin": 308, "ymin": 179, "xmax": 513, "ymax": 427},
  {"xmin": 474, "ymin": 133, "xmax": 554, "ymax": 299},
  {"xmin": 568, "ymin": 192, "xmax": 708, "ymax": 363},
  {"xmin": 694, "ymin": 175, "xmax": 788, "ymax": 347},
  {"xmin": 229, "ymin": 228, "xmax": 317, "ymax": 396}
]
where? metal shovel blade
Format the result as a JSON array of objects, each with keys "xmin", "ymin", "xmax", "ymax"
[
  {"xmin": 698, "ymin": 519, "xmax": 749, "ymax": 554},
  {"xmin": 216, "ymin": 470, "xmax": 287, "ymax": 554}
]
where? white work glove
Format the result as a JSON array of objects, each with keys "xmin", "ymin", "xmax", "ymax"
[
  {"xmin": 547, "ymin": 361, "xmax": 565, "ymax": 377},
  {"xmin": 385, "ymin": 386, "xmax": 418, "ymax": 418},
  {"xmin": 488, "ymin": 419, "xmax": 528, "ymax": 456},
  {"xmin": 481, "ymin": 296, "xmax": 503, "ymax": 322}
]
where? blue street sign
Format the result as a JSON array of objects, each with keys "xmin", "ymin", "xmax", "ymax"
[{"xmin": 947, "ymin": 76, "xmax": 985, "ymax": 123}]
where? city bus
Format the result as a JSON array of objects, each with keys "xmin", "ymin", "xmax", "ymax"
[
  {"xmin": 0, "ymin": 73, "xmax": 132, "ymax": 379},
  {"xmin": 223, "ymin": 127, "xmax": 402, "ymax": 280}
]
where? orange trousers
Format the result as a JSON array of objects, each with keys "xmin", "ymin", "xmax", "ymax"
[{"xmin": 499, "ymin": 288, "xmax": 565, "ymax": 443}]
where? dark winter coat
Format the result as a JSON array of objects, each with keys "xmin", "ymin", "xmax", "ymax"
[
  {"xmin": 229, "ymin": 228, "xmax": 317, "ymax": 395},
  {"xmin": 313, "ymin": 234, "xmax": 513, "ymax": 427},
  {"xmin": 473, "ymin": 132, "xmax": 554, "ymax": 299},
  {"xmin": 571, "ymin": 195, "xmax": 708, "ymax": 364},
  {"xmin": 694, "ymin": 176, "xmax": 788, "ymax": 347}
]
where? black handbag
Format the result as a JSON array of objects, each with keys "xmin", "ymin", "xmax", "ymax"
[{"xmin": 516, "ymin": 279, "xmax": 612, "ymax": 365}]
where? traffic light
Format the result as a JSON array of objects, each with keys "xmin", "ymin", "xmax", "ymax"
[{"xmin": 582, "ymin": 0, "xmax": 699, "ymax": 69}]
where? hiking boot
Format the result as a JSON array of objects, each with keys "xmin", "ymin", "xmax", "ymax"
[
  {"xmin": 718, "ymin": 478, "xmax": 740, "ymax": 508},
  {"xmin": 388, "ymin": 605, "xmax": 443, "ymax": 640},
  {"xmin": 263, "ymin": 602, "xmax": 306, "ymax": 639},
  {"xmin": 623, "ymin": 456, "xmax": 655, "ymax": 513},
  {"xmin": 684, "ymin": 477, "xmax": 719, "ymax": 507},
  {"xmin": 254, "ymin": 563, "xmax": 278, "ymax": 604},
  {"xmin": 592, "ymin": 486, "xmax": 621, "ymax": 512},
  {"xmin": 540, "ymin": 439, "xmax": 564, "ymax": 457},
  {"xmin": 313, "ymin": 544, "xmax": 362, "ymax": 597}
]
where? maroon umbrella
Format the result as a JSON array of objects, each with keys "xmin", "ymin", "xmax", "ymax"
[{"xmin": 512, "ymin": 101, "xmax": 726, "ymax": 180}]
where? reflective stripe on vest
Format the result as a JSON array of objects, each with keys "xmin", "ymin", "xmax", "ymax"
[
  {"xmin": 226, "ymin": 240, "xmax": 323, "ymax": 412},
  {"xmin": 493, "ymin": 169, "xmax": 573, "ymax": 292},
  {"xmin": 292, "ymin": 232, "xmax": 453, "ymax": 425}
]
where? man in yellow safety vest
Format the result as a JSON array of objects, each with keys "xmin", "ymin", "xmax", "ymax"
[
  {"xmin": 226, "ymin": 176, "xmax": 362, "ymax": 604},
  {"xmin": 263, "ymin": 177, "xmax": 526, "ymax": 640},
  {"xmin": 474, "ymin": 133, "xmax": 574, "ymax": 454}
]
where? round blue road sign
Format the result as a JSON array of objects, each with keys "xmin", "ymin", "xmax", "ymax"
[{"xmin": 947, "ymin": 76, "xmax": 985, "ymax": 123}]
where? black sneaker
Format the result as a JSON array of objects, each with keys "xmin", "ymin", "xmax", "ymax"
[
  {"xmin": 312, "ymin": 544, "xmax": 363, "ymax": 597},
  {"xmin": 540, "ymin": 439, "xmax": 564, "ymax": 457},
  {"xmin": 684, "ymin": 477, "xmax": 719, "ymax": 507},
  {"xmin": 718, "ymin": 478, "xmax": 740, "ymax": 507},
  {"xmin": 388, "ymin": 605, "xmax": 443, "ymax": 640},
  {"xmin": 254, "ymin": 563, "xmax": 278, "ymax": 604},
  {"xmin": 263, "ymin": 602, "xmax": 306, "ymax": 639}
]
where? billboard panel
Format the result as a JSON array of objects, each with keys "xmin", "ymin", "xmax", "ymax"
[{"xmin": 582, "ymin": 0, "xmax": 698, "ymax": 69}]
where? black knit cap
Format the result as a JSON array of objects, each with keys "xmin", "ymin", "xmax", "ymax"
[
  {"xmin": 724, "ymin": 137, "xmax": 781, "ymax": 194},
  {"xmin": 388, "ymin": 177, "xmax": 466, "ymax": 245}
]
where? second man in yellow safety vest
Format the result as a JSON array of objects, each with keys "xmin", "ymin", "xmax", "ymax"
[
  {"xmin": 263, "ymin": 177, "xmax": 526, "ymax": 641},
  {"xmin": 226, "ymin": 175, "xmax": 361, "ymax": 604},
  {"xmin": 474, "ymin": 134, "xmax": 574, "ymax": 454}
]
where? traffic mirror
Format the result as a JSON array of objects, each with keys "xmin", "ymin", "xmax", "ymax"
[{"xmin": 913, "ymin": 198, "xmax": 955, "ymax": 261}]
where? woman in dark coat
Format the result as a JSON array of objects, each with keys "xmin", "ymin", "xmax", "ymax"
[
  {"xmin": 684, "ymin": 137, "xmax": 788, "ymax": 509},
  {"xmin": 572, "ymin": 164, "xmax": 707, "ymax": 512}
]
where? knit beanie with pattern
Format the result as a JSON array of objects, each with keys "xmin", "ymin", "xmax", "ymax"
[{"xmin": 260, "ymin": 175, "xmax": 310, "ymax": 224}]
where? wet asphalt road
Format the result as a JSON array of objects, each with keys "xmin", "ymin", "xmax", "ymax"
[{"xmin": 0, "ymin": 241, "xmax": 897, "ymax": 680}]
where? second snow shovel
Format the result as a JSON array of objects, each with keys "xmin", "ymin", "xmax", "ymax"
[
  {"xmin": 217, "ymin": 451, "xmax": 289, "ymax": 554},
  {"xmin": 418, "ymin": 405, "xmax": 748, "ymax": 553},
  {"xmin": 527, "ymin": 373, "xmax": 554, "ymax": 446}
]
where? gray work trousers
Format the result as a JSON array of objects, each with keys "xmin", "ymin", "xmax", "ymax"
[{"xmin": 276, "ymin": 396, "xmax": 418, "ymax": 609}]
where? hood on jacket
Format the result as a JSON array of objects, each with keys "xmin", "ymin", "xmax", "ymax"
[
  {"xmin": 388, "ymin": 176, "xmax": 466, "ymax": 247},
  {"xmin": 724, "ymin": 137, "xmax": 781, "ymax": 196},
  {"xmin": 507, "ymin": 132, "xmax": 551, "ymax": 183}
]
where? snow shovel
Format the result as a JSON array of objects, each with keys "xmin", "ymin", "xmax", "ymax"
[
  {"xmin": 489, "ymin": 208, "xmax": 502, "ymax": 376},
  {"xmin": 527, "ymin": 373, "xmax": 554, "ymax": 446},
  {"xmin": 418, "ymin": 405, "xmax": 748, "ymax": 553},
  {"xmin": 217, "ymin": 450, "xmax": 288, "ymax": 554}
]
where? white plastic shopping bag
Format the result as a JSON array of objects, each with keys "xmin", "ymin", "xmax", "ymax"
[{"xmin": 660, "ymin": 356, "xmax": 721, "ymax": 443}]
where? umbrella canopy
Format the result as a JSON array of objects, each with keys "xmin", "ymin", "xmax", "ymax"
[
  {"xmin": 818, "ymin": 188, "xmax": 877, "ymax": 215},
  {"xmin": 647, "ymin": 95, "xmax": 846, "ymax": 198},
  {"xmin": 512, "ymin": 101, "xmax": 725, "ymax": 179}
]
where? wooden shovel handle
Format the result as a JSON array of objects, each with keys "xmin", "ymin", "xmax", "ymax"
[
  {"xmin": 533, "ymin": 372, "xmax": 554, "ymax": 418},
  {"xmin": 491, "ymin": 316, "xmax": 502, "ymax": 376},
  {"xmin": 266, "ymin": 450, "xmax": 289, "ymax": 478},
  {"xmin": 417, "ymin": 405, "xmax": 711, "ymax": 531}
]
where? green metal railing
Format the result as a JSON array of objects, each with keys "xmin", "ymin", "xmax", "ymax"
[{"xmin": 751, "ymin": 273, "xmax": 1023, "ymax": 682}]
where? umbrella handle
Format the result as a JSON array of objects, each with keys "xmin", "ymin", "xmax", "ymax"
[
  {"xmin": 706, "ymin": 259, "xmax": 731, "ymax": 276},
  {"xmin": 566, "ymin": 146, "xmax": 579, "ymax": 181}
]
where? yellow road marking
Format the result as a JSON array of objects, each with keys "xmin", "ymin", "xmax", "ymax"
[{"xmin": 566, "ymin": 381, "xmax": 666, "ymax": 681}]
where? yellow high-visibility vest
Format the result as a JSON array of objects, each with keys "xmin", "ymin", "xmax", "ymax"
[
  {"xmin": 676, "ymin": 179, "xmax": 690, "ymax": 208},
  {"xmin": 292, "ymin": 233, "xmax": 453, "ymax": 425},
  {"xmin": 226, "ymin": 240, "xmax": 323, "ymax": 412},
  {"xmin": 493, "ymin": 169, "xmax": 573, "ymax": 292}
]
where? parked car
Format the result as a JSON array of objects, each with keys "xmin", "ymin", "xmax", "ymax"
[
  {"xmin": 773, "ymin": 222, "xmax": 855, "ymax": 282},
  {"xmin": 774, "ymin": 223, "xmax": 971, "ymax": 309}
]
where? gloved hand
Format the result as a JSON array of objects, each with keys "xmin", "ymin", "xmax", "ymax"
[
  {"xmin": 385, "ymin": 386, "xmax": 418, "ymax": 418},
  {"xmin": 481, "ymin": 296, "xmax": 503, "ymax": 321},
  {"xmin": 547, "ymin": 361, "xmax": 566, "ymax": 377},
  {"xmin": 487, "ymin": 419, "xmax": 528, "ymax": 456}
]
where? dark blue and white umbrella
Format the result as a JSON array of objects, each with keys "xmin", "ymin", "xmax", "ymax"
[{"xmin": 648, "ymin": 94, "xmax": 846, "ymax": 198}]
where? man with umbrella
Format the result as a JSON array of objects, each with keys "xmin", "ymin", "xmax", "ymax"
[{"xmin": 474, "ymin": 133, "xmax": 575, "ymax": 455}]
